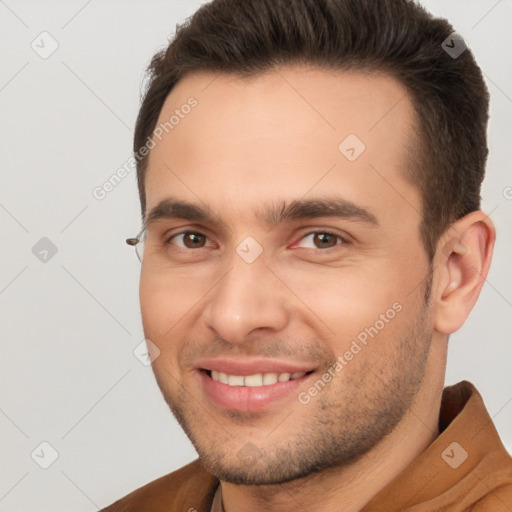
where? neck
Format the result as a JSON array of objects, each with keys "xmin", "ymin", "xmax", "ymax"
[{"xmin": 221, "ymin": 345, "xmax": 446, "ymax": 512}]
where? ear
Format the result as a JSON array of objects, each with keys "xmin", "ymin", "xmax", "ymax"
[{"xmin": 433, "ymin": 211, "xmax": 495, "ymax": 335}]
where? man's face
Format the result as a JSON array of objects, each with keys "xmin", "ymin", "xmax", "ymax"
[{"xmin": 139, "ymin": 67, "xmax": 435, "ymax": 484}]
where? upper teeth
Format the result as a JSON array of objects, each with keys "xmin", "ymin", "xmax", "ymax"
[{"xmin": 211, "ymin": 371, "xmax": 306, "ymax": 387}]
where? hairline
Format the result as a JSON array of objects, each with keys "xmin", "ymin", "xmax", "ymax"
[{"xmin": 137, "ymin": 65, "xmax": 441, "ymax": 259}]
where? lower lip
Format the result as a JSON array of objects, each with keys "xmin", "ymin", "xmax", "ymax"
[{"xmin": 199, "ymin": 370, "xmax": 312, "ymax": 412}]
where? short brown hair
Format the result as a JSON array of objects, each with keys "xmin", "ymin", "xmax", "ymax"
[{"xmin": 134, "ymin": 0, "xmax": 489, "ymax": 260}]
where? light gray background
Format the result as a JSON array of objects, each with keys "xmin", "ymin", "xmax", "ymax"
[{"xmin": 1, "ymin": 1, "xmax": 511, "ymax": 510}]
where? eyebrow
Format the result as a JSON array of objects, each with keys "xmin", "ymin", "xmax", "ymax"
[
  {"xmin": 261, "ymin": 198, "xmax": 378, "ymax": 227},
  {"xmin": 145, "ymin": 196, "xmax": 378, "ymax": 229}
]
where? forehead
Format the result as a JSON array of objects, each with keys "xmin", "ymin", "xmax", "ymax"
[{"xmin": 144, "ymin": 66, "xmax": 421, "ymax": 228}]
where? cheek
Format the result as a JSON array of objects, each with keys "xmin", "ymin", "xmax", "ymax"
[
  {"xmin": 139, "ymin": 272, "xmax": 168, "ymax": 333},
  {"xmin": 139, "ymin": 274, "xmax": 185, "ymax": 387},
  {"xmin": 139, "ymin": 266, "xmax": 207, "ymax": 332},
  {"xmin": 282, "ymin": 261, "xmax": 420, "ymax": 359},
  {"xmin": 139, "ymin": 272, "xmax": 188, "ymax": 363},
  {"xmin": 285, "ymin": 266, "xmax": 399, "ymax": 324},
  {"xmin": 139, "ymin": 268, "xmax": 217, "ymax": 374}
]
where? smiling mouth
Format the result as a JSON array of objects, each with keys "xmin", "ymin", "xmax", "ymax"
[
  {"xmin": 198, "ymin": 366, "xmax": 317, "ymax": 412},
  {"xmin": 203, "ymin": 369, "xmax": 314, "ymax": 387}
]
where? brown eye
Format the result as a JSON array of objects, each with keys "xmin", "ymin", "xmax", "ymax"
[
  {"xmin": 313, "ymin": 233, "xmax": 339, "ymax": 248},
  {"xmin": 296, "ymin": 231, "xmax": 350, "ymax": 250},
  {"xmin": 294, "ymin": 231, "xmax": 345, "ymax": 250},
  {"xmin": 169, "ymin": 232, "xmax": 212, "ymax": 249},
  {"xmin": 182, "ymin": 232, "xmax": 207, "ymax": 248}
]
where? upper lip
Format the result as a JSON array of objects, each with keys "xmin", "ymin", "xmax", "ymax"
[{"xmin": 195, "ymin": 357, "xmax": 317, "ymax": 376}]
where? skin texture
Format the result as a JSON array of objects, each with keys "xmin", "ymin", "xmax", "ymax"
[{"xmin": 139, "ymin": 66, "xmax": 495, "ymax": 512}]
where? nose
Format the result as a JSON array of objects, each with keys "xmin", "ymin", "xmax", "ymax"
[{"xmin": 202, "ymin": 254, "xmax": 289, "ymax": 344}]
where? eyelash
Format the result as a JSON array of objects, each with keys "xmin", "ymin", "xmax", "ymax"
[
  {"xmin": 165, "ymin": 229, "xmax": 349, "ymax": 251},
  {"xmin": 166, "ymin": 232, "xmax": 218, "ymax": 249},
  {"xmin": 295, "ymin": 230, "xmax": 348, "ymax": 249}
]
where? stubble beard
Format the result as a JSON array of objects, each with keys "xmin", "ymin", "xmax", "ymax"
[{"xmin": 153, "ymin": 296, "xmax": 433, "ymax": 485}]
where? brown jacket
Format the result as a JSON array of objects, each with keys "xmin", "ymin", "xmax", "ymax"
[{"xmin": 102, "ymin": 381, "xmax": 512, "ymax": 511}]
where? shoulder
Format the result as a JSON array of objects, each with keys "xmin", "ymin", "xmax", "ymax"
[
  {"xmin": 100, "ymin": 459, "xmax": 219, "ymax": 512},
  {"xmin": 469, "ymin": 458, "xmax": 512, "ymax": 511},
  {"xmin": 469, "ymin": 478, "xmax": 512, "ymax": 511}
]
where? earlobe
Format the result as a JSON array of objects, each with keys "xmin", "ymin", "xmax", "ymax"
[{"xmin": 434, "ymin": 212, "xmax": 495, "ymax": 335}]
